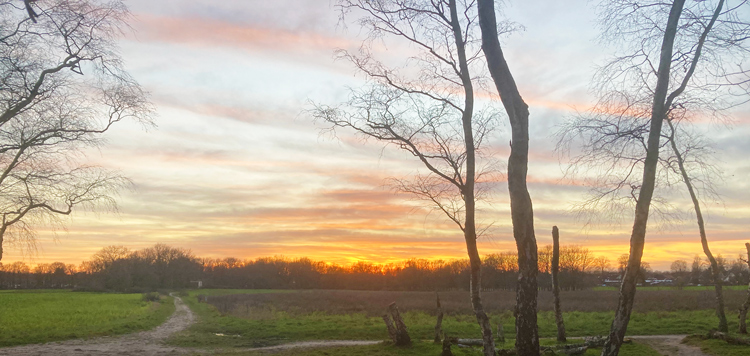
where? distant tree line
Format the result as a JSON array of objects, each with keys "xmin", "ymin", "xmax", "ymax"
[
  {"xmin": 0, "ymin": 245, "xmax": 201, "ymax": 291},
  {"xmin": 1, "ymin": 244, "xmax": 748, "ymax": 292},
  {"xmin": 669, "ymin": 255, "xmax": 750, "ymax": 288}
]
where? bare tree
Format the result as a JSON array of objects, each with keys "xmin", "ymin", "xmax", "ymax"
[
  {"xmin": 555, "ymin": 0, "xmax": 749, "ymax": 354},
  {"xmin": 670, "ymin": 260, "xmax": 688, "ymax": 274},
  {"xmin": 664, "ymin": 117, "xmax": 728, "ymax": 330},
  {"xmin": 89, "ymin": 245, "xmax": 131, "ymax": 272},
  {"xmin": 476, "ymin": 0, "xmax": 539, "ymax": 354},
  {"xmin": 740, "ymin": 243, "xmax": 750, "ymax": 333},
  {"xmin": 559, "ymin": 246, "xmax": 595, "ymax": 274},
  {"xmin": 593, "ymin": 256, "xmax": 611, "ymax": 276},
  {"xmin": 312, "ymin": 1, "xmax": 508, "ymax": 354},
  {"xmin": 0, "ymin": 0, "xmax": 151, "ymax": 261},
  {"xmin": 670, "ymin": 259, "xmax": 688, "ymax": 289}
]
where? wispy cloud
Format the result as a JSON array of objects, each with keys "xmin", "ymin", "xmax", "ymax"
[{"xmin": 4, "ymin": 0, "xmax": 749, "ymax": 273}]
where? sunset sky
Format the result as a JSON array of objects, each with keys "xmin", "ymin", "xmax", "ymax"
[{"xmin": 4, "ymin": 0, "xmax": 750, "ymax": 271}]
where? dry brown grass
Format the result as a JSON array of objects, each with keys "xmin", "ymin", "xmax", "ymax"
[{"xmin": 207, "ymin": 289, "xmax": 749, "ymax": 317}]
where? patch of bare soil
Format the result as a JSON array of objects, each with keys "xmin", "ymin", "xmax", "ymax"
[
  {"xmin": 631, "ymin": 335, "xmax": 710, "ymax": 356},
  {"xmin": 248, "ymin": 340, "xmax": 380, "ymax": 353},
  {"xmin": 0, "ymin": 294, "xmax": 196, "ymax": 356}
]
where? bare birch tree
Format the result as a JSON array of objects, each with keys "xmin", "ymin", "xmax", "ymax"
[
  {"xmin": 0, "ymin": 0, "xmax": 152, "ymax": 261},
  {"xmin": 312, "ymin": 1, "xmax": 509, "ymax": 354},
  {"xmin": 664, "ymin": 117, "xmax": 728, "ymax": 331},
  {"xmin": 476, "ymin": 0, "xmax": 540, "ymax": 354},
  {"xmin": 556, "ymin": 0, "xmax": 749, "ymax": 354}
]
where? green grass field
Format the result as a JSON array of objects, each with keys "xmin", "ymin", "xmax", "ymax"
[
  {"xmin": 0, "ymin": 290, "xmax": 175, "ymax": 347},
  {"xmin": 3, "ymin": 288, "xmax": 748, "ymax": 356},
  {"xmin": 172, "ymin": 290, "xmax": 664, "ymax": 355},
  {"xmin": 170, "ymin": 289, "xmax": 737, "ymax": 354}
]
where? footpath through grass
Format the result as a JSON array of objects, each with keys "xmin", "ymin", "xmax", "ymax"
[
  {"xmin": 209, "ymin": 340, "xmax": 659, "ymax": 356},
  {"xmin": 0, "ymin": 290, "xmax": 175, "ymax": 347},
  {"xmin": 170, "ymin": 289, "xmax": 709, "ymax": 354}
]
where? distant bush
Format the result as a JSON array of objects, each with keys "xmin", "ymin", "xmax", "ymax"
[
  {"xmin": 176, "ymin": 290, "xmax": 189, "ymax": 297},
  {"xmin": 141, "ymin": 292, "xmax": 161, "ymax": 302}
]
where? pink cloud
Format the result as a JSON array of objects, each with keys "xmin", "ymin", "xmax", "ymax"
[{"xmin": 131, "ymin": 13, "xmax": 356, "ymax": 57}]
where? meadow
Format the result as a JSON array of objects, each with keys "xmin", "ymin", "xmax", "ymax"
[
  {"xmin": 204, "ymin": 288, "xmax": 750, "ymax": 315},
  {"xmin": 0, "ymin": 290, "xmax": 174, "ymax": 346},
  {"xmin": 1, "ymin": 288, "xmax": 748, "ymax": 356},
  {"xmin": 168, "ymin": 288, "xmax": 750, "ymax": 355}
]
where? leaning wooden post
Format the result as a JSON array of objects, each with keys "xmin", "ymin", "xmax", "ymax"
[
  {"xmin": 434, "ymin": 292, "xmax": 444, "ymax": 343},
  {"xmin": 388, "ymin": 302, "xmax": 412, "ymax": 346},
  {"xmin": 552, "ymin": 226, "xmax": 567, "ymax": 342},
  {"xmin": 739, "ymin": 242, "xmax": 750, "ymax": 334}
]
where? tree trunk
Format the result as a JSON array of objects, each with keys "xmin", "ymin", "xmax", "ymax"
[
  {"xmin": 383, "ymin": 314, "xmax": 398, "ymax": 343},
  {"xmin": 383, "ymin": 304, "xmax": 412, "ymax": 346},
  {"xmin": 448, "ymin": 0, "xmax": 495, "ymax": 354},
  {"xmin": 477, "ymin": 1, "xmax": 539, "ymax": 355},
  {"xmin": 463, "ymin": 236, "xmax": 494, "ymax": 356},
  {"xmin": 600, "ymin": 2, "xmax": 687, "ymax": 355},
  {"xmin": 441, "ymin": 337, "xmax": 455, "ymax": 356},
  {"xmin": 739, "ymin": 243, "xmax": 750, "ymax": 334},
  {"xmin": 387, "ymin": 302, "xmax": 411, "ymax": 346},
  {"xmin": 0, "ymin": 225, "xmax": 7, "ymax": 261},
  {"xmin": 435, "ymin": 292, "xmax": 444, "ymax": 343},
  {"xmin": 552, "ymin": 226, "xmax": 567, "ymax": 342},
  {"xmin": 666, "ymin": 118, "xmax": 728, "ymax": 332}
]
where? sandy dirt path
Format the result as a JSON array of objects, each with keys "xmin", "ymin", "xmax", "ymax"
[
  {"xmin": 230, "ymin": 336, "xmax": 711, "ymax": 355},
  {"xmin": 247, "ymin": 340, "xmax": 380, "ymax": 352},
  {"xmin": 0, "ymin": 294, "xmax": 196, "ymax": 356},
  {"xmin": 630, "ymin": 335, "xmax": 710, "ymax": 356}
]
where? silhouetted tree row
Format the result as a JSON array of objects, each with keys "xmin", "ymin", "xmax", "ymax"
[
  {"xmin": 3, "ymin": 244, "xmax": 747, "ymax": 292},
  {"xmin": 0, "ymin": 261, "xmax": 80, "ymax": 289},
  {"xmin": 0, "ymin": 244, "xmax": 201, "ymax": 292}
]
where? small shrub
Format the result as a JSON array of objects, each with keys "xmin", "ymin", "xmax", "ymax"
[
  {"xmin": 177, "ymin": 290, "xmax": 189, "ymax": 297},
  {"xmin": 142, "ymin": 292, "xmax": 161, "ymax": 302}
]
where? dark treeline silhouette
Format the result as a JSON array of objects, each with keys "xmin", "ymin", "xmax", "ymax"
[
  {"xmin": 1, "ymin": 244, "xmax": 748, "ymax": 292},
  {"xmin": 0, "ymin": 244, "xmax": 201, "ymax": 292}
]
